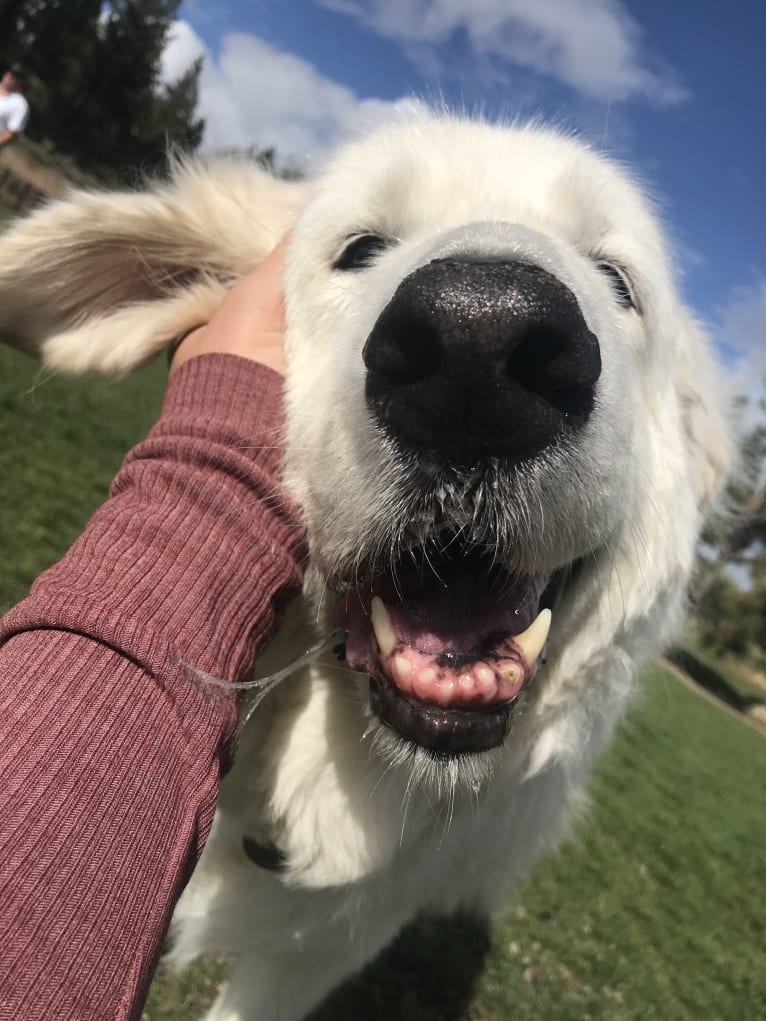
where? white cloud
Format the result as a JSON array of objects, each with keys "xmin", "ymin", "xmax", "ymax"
[
  {"xmin": 718, "ymin": 278, "xmax": 766, "ymax": 380},
  {"xmin": 319, "ymin": 0, "xmax": 687, "ymax": 105},
  {"xmin": 716, "ymin": 279, "xmax": 766, "ymax": 427},
  {"xmin": 160, "ymin": 20, "xmax": 415, "ymax": 161},
  {"xmin": 160, "ymin": 18, "xmax": 207, "ymax": 84}
]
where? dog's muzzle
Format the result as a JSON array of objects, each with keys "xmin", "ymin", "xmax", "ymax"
[{"xmin": 363, "ymin": 259, "xmax": 601, "ymax": 464}]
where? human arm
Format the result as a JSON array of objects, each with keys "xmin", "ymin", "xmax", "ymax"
[{"xmin": 0, "ymin": 243, "xmax": 305, "ymax": 1019}]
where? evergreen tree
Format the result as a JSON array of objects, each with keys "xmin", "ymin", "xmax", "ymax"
[
  {"xmin": 0, "ymin": 0, "xmax": 205, "ymax": 178},
  {"xmin": 150, "ymin": 56, "xmax": 205, "ymax": 157},
  {"xmin": 696, "ymin": 384, "xmax": 766, "ymax": 660}
]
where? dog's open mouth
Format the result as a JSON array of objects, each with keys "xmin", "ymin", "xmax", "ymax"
[{"xmin": 335, "ymin": 545, "xmax": 554, "ymax": 755}]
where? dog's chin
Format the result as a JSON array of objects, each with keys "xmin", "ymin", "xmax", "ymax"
[
  {"xmin": 332, "ymin": 541, "xmax": 569, "ymax": 759},
  {"xmin": 362, "ymin": 703, "xmax": 509, "ymax": 793}
]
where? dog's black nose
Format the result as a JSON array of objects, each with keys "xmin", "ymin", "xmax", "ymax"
[{"xmin": 363, "ymin": 259, "xmax": 601, "ymax": 463}]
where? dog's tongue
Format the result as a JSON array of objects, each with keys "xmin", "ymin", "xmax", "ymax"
[{"xmin": 336, "ymin": 559, "xmax": 551, "ymax": 709}]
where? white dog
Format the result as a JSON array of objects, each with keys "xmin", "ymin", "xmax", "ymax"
[{"xmin": 0, "ymin": 113, "xmax": 731, "ymax": 1020}]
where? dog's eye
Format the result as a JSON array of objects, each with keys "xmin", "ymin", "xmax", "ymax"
[
  {"xmin": 595, "ymin": 261, "xmax": 637, "ymax": 311},
  {"xmin": 333, "ymin": 234, "xmax": 390, "ymax": 271}
]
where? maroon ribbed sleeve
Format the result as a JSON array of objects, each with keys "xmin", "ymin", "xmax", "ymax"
[{"xmin": 0, "ymin": 355, "xmax": 306, "ymax": 1020}]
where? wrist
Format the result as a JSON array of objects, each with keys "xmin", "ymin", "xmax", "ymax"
[
  {"xmin": 169, "ymin": 324, "xmax": 285, "ymax": 377},
  {"xmin": 167, "ymin": 324, "xmax": 206, "ymax": 368}
]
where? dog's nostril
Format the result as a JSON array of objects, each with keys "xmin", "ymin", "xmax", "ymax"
[
  {"xmin": 505, "ymin": 321, "xmax": 601, "ymax": 413},
  {"xmin": 505, "ymin": 324, "xmax": 567, "ymax": 384},
  {"xmin": 363, "ymin": 311, "xmax": 441, "ymax": 385}
]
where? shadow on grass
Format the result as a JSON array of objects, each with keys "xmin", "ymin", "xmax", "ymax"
[
  {"xmin": 667, "ymin": 647, "xmax": 765, "ymax": 713},
  {"xmin": 307, "ymin": 912, "xmax": 492, "ymax": 1021}
]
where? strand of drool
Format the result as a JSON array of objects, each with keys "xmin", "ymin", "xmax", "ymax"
[{"xmin": 184, "ymin": 628, "xmax": 347, "ymax": 729}]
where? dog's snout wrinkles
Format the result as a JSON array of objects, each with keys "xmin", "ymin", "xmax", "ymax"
[{"xmin": 363, "ymin": 259, "xmax": 601, "ymax": 462}]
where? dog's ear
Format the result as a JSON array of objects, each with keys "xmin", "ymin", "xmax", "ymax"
[
  {"xmin": 0, "ymin": 160, "xmax": 306, "ymax": 375},
  {"xmin": 677, "ymin": 312, "xmax": 735, "ymax": 514}
]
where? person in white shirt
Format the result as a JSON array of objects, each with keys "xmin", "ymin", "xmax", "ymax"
[{"xmin": 0, "ymin": 67, "xmax": 30, "ymax": 149}]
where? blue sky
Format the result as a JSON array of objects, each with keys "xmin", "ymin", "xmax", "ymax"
[{"xmin": 164, "ymin": 0, "xmax": 765, "ymax": 391}]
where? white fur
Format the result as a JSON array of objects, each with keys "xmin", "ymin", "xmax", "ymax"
[{"xmin": 0, "ymin": 113, "xmax": 732, "ymax": 1020}]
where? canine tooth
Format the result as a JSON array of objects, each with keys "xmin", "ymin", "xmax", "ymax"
[
  {"xmin": 513, "ymin": 609, "xmax": 552, "ymax": 666},
  {"xmin": 370, "ymin": 596, "xmax": 396, "ymax": 656}
]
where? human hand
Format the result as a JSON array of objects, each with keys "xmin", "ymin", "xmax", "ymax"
[{"xmin": 169, "ymin": 234, "xmax": 288, "ymax": 377}]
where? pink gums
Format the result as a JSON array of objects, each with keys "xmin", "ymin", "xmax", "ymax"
[{"xmin": 373, "ymin": 634, "xmax": 529, "ymax": 709}]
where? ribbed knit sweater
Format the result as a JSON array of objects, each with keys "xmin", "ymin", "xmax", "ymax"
[{"xmin": 0, "ymin": 355, "xmax": 306, "ymax": 1020}]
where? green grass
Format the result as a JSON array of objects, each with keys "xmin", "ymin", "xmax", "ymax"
[
  {"xmin": 474, "ymin": 669, "xmax": 766, "ymax": 1021},
  {"xmin": 2, "ymin": 344, "xmax": 764, "ymax": 1021},
  {"xmin": 0, "ymin": 345, "xmax": 165, "ymax": 610}
]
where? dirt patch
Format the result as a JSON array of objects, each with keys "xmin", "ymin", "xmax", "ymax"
[
  {"xmin": 0, "ymin": 145, "xmax": 70, "ymax": 197},
  {"xmin": 0, "ymin": 140, "xmax": 90, "ymax": 213},
  {"xmin": 746, "ymin": 703, "xmax": 766, "ymax": 728},
  {"xmin": 738, "ymin": 662, "xmax": 766, "ymax": 696},
  {"xmin": 660, "ymin": 656, "xmax": 766, "ymax": 736}
]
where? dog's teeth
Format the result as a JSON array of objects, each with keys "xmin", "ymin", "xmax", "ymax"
[
  {"xmin": 413, "ymin": 666, "xmax": 438, "ymax": 703},
  {"xmin": 501, "ymin": 663, "xmax": 522, "ymax": 685},
  {"xmin": 370, "ymin": 596, "xmax": 396, "ymax": 656},
  {"xmin": 393, "ymin": 655, "xmax": 412, "ymax": 682},
  {"xmin": 459, "ymin": 673, "xmax": 475, "ymax": 692},
  {"xmin": 435, "ymin": 676, "xmax": 456, "ymax": 705},
  {"xmin": 513, "ymin": 609, "xmax": 552, "ymax": 666},
  {"xmin": 475, "ymin": 668, "xmax": 495, "ymax": 699},
  {"xmin": 476, "ymin": 665, "xmax": 494, "ymax": 687}
]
